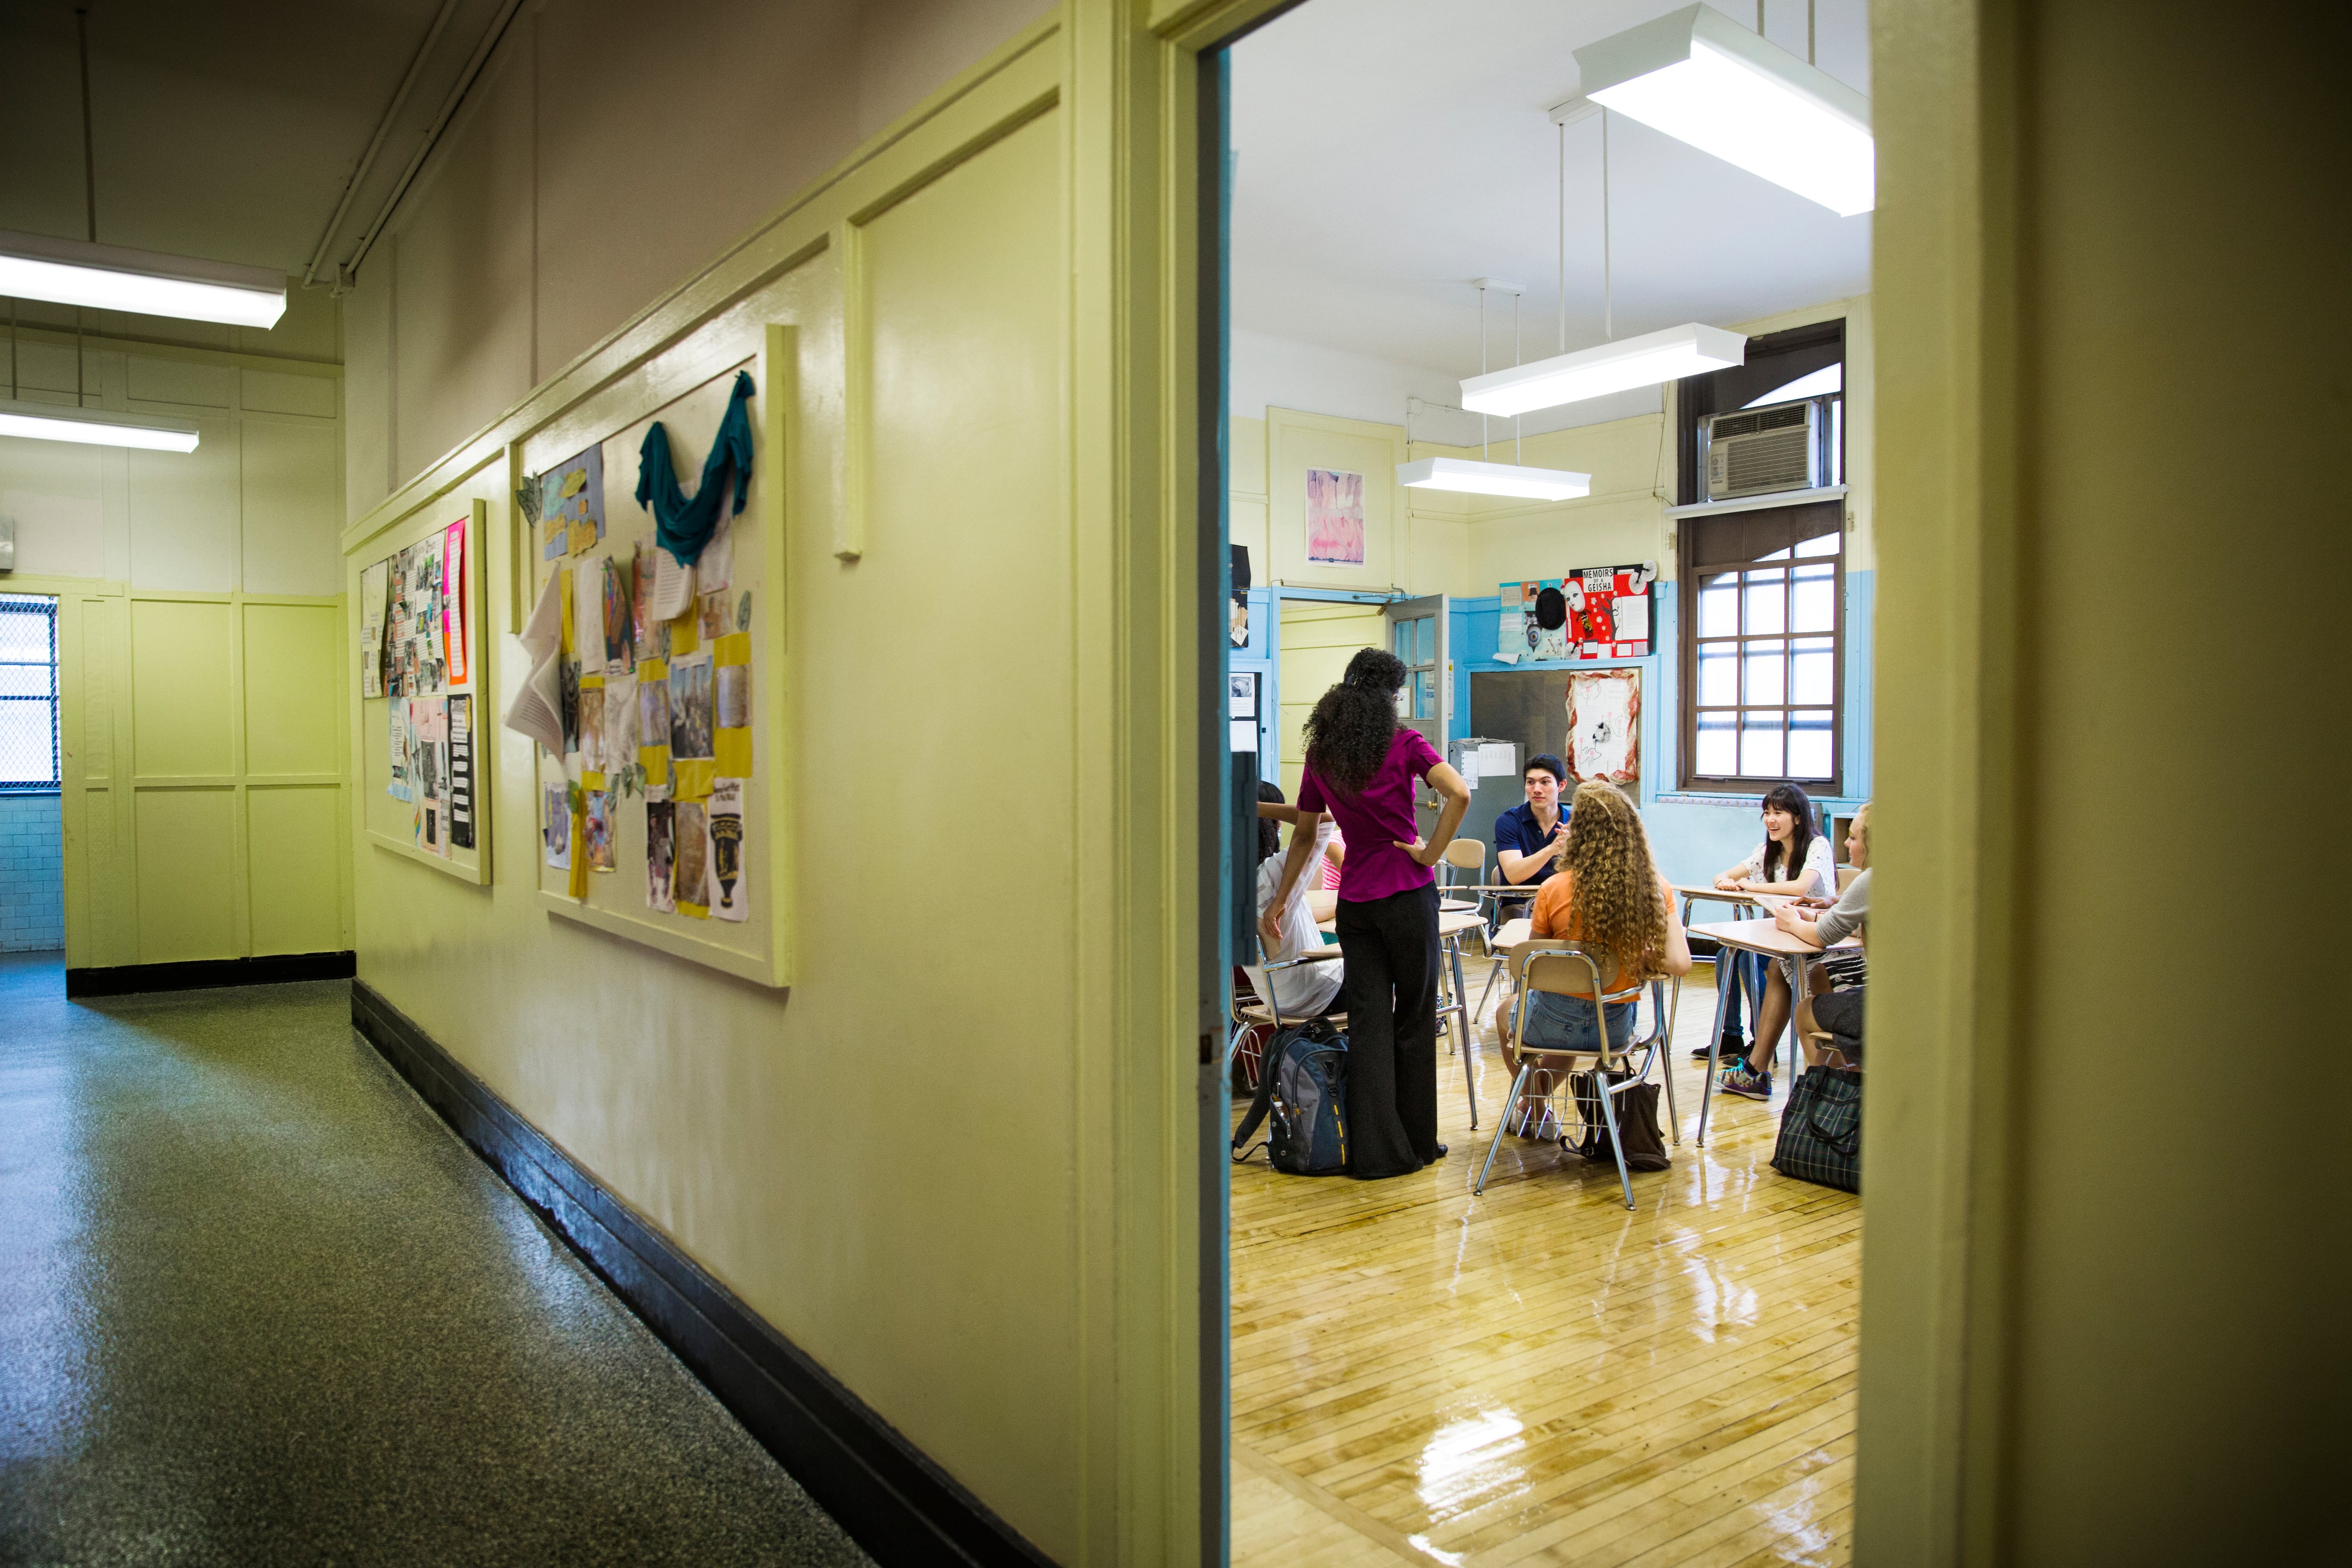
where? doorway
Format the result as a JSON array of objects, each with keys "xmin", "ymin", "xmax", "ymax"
[{"xmin": 1202, "ymin": 2, "xmax": 1874, "ymax": 1561}]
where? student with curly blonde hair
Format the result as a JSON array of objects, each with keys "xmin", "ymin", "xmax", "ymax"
[{"xmin": 1494, "ymin": 782, "xmax": 1692, "ymax": 1119}]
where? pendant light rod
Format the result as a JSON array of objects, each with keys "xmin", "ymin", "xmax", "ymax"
[
  {"xmin": 1478, "ymin": 284, "xmax": 1487, "ymax": 458},
  {"xmin": 1601, "ymin": 110, "xmax": 1613, "ymax": 341},
  {"xmin": 77, "ymin": 6, "xmax": 96, "ymax": 243},
  {"xmin": 1513, "ymin": 291, "xmax": 1522, "ymax": 464},
  {"xmin": 1557, "ymin": 122, "xmax": 1567, "ymax": 354}
]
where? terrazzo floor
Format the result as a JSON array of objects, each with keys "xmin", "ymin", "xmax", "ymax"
[{"xmin": 0, "ymin": 952, "xmax": 873, "ymax": 1568}]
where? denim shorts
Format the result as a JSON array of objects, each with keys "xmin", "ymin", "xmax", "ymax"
[{"xmin": 1519, "ymin": 992, "xmax": 1639, "ymax": 1053}]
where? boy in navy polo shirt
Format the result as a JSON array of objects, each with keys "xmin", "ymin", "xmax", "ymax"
[{"xmin": 1492, "ymin": 753, "xmax": 1569, "ymax": 921}]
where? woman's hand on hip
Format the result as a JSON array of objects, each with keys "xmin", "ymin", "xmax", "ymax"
[{"xmin": 1392, "ymin": 836, "xmax": 1442, "ymax": 868}]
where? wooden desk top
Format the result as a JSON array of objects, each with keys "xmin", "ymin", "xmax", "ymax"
[
  {"xmin": 1687, "ymin": 917, "xmax": 1860, "ymax": 959},
  {"xmin": 1317, "ymin": 908, "xmax": 1489, "ymax": 939},
  {"xmin": 1674, "ymin": 883, "xmax": 1765, "ymax": 906}
]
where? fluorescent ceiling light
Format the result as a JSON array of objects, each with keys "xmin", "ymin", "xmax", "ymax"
[
  {"xmin": 1575, "ymin": 3, "xmax": 1875, "ymax": 217},
  {"xmin": 1461, "ymin": 323, "xmax": 1746, "ymax": 417},
  {"xmin": 0, "ymin": 398, "xmax": 200, "ymax": 453},
  {"xmin": 1398, "ymin": 457, "xmax": 1591, "ymax": 502},
  {"xmin": 0, "ymin": 228, "xmax": 287, "ymax": 329}
]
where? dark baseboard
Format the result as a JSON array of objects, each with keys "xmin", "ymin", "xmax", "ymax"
[
  {"xmin": 349, "ymin": 980, "xmax": 1055, "ymax": 1568},
  {"xmin": 67, "ymin": 950, "xmax": 357, "ymax": 998}
]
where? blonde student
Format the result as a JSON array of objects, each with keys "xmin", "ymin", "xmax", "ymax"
[
  {"xmin": 1719, "ymin": 800, "xmax": 1869, "ymax": 1100},
  {"xmin": 1493, "ymin": 782, "xmax": 1692, "ymax": 1128}
]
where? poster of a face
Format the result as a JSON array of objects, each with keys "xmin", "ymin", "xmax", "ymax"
[
  {"xmin": 645, "ymin": 802, "xmax": 676, "ymax": 912},
  {"xmin": 1304, "ymin": 468, "xmax": 1366, "ymax": 568}
]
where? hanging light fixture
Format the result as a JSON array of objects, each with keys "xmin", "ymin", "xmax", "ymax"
[
  {"xmin": 0, "ymin": 398, "xmax": 199, "ymax": 452},
  {"xmin": 1573, "ymin": 2, "xmax": 1873, "ymax": 217},
  {"xmin": 1399, "ymin": 279, "xmax": 1591, "ymax": 502},
  {"xmin": 1460, "ymin": 103, "xmax": 1745, "ymax": 418},
  {"xmin": 0, "ymin": 231, "xmax": 286, "ymax": 329},
  {"xmin": 0, "ymin": 11, "xmax": 286, "ymax": 331}
]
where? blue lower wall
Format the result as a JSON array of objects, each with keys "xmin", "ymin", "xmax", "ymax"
[{"xmin": 1449, "ymin": 572, "xmax": 1874, "ymax": 889}]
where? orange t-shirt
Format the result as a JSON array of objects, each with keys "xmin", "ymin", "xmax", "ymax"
[{"xmin": 1527, "ymin": 868, "xmax": 1671, "ymax": 1001}]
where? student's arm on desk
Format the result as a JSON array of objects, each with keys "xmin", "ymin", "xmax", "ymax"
[{"xmin": 1773, "ymin": 903, "xmax": 1827, "ymax": 947}]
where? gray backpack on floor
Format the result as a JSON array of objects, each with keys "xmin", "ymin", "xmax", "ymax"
[{"xmin": 1231, "ymin": 1020, "xmax": 1349, "ymax": 1176}]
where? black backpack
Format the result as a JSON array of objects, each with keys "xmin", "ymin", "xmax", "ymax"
[{"xmin": 1231, "ymin": 1019, "xmax": 1349, "ymax": 1176}]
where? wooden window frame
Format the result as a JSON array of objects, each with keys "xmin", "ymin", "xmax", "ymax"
[{"xmin": 1677, "ymin": 502, "xmax": 1845, "ymax": 796}]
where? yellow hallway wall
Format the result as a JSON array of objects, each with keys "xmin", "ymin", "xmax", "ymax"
[
  {"xmin": 1862, "ymin": 0, "xmax": 2345, "ymax": 1561},
  {"xmin": 339, "ymin": 8, "xmax": 1207, "ymax": 1558}
]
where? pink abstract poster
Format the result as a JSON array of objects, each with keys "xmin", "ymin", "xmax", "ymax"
[{"xmin": 1304, "ymin": 468, "xmax": 1366, "ymax": 567}]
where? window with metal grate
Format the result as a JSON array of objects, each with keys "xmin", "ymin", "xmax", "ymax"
[{"xmin": 0, "ymin": 595, "xmax": 61, "ymax": 792}]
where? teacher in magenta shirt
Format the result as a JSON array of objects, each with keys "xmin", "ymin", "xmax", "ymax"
[{"xmin": 1261, "ymin": 648, "xmax": 1472, "ymax": 1179}]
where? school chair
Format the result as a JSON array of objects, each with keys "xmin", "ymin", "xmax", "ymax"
[
  {"xmin": 1473, "ymin": 938, "xmax": 1681, "ymax": 1211},
  {"xmin": 1225, "ymin": 933, "xmax": 1346, "ymax": 1089},
  {"xmin": 1438, "ymin": 838, "xmax": 1487, "ymax": 915}
]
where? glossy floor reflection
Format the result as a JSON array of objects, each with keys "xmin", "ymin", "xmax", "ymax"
[
  {"xmin": 1231, "ymin": 961, "xmax": 1859, "ymax": 1568},
  {"xmin": 0, "ymin": 954, "xmax": 871, "ymax": 1568}
]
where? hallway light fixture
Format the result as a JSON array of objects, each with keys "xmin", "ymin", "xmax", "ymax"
[
  {"xmin": 0, "ymin": 230, "xmax": 287, "ymax": 330},
  {"xmin": 1400, "ymin": 281, "xmax": 1593, "ymax": 503},
  {"xmin": 0, "ymin": 398, "xmax": 200, "ymax": 452},
  {"xmin": 1572, "ymin": 2, "xmax": 1875, "ymax": 217},
  {"xmin": 1462, "ymin": 322, "xmax": 1747, "ymax": 417}
]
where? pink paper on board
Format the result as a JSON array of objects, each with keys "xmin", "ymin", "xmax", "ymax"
[{"xmin": 442, "ymin": 519, "xmax": 469, "ymax": 686}]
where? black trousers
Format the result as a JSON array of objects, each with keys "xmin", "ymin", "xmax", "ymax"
[{"xmin": 1334, "ymin": 883, "xmax": 1441, "ymax": 1178}]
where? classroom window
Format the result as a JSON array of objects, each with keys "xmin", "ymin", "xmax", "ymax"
[
  {"xmin": 0, "ymin": 595, "xmax": 62, "ymax": 792},
  {"xmin": 1678, "ymin": 505, "xmax": 1843, "ymax": 795}
]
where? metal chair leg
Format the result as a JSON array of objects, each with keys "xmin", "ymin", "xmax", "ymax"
[
  {"xmin": 1473, "ymin": 1064, "xmax": 1531, "ymax": 1194},
  {"xmin": 1595, "ymin": 1073, "xmax": 1636, "ymax": 1211},
  {"xmin": 1448, "ymin": 937, "xmax": 1478, "ymax": 1131},
  {"xmin": 1660, "ymin": 978, "xmax": 1682, "ymax": 1145}
]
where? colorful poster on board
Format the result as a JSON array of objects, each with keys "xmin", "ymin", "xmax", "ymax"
[
  {"xmin": 706, "ymin": 777, "xmax": 747, "ymax": 922},
  {"xmin": 442, "ymin": 518, "xmax": 468, "ymax": 686},
  {"xmin": 540, "ymin": 445, "xmax": 605, "ymax": 559},
  {"xmin": 1304, "ymin": 468, "xmax": 1366, "ymax": 568},
  {"xmin": 1499, "ymin": 564, "xmax": 1657, "ymax": 661},
  {"xmin": 447, "ymin": 694, "xmax": 474, "ymax": 849},
  {"xmin": 359, "ymin": 560, "xmax": 390, "ymax": 698}
]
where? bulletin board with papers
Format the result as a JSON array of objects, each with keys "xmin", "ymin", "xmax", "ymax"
[
  {"xmin": 358, "ymin": 499, "xmax": 490, "ymax": 883},
  {"xmin": 511, "ymin": 332, "xmax": 790, "ymax": 987}
]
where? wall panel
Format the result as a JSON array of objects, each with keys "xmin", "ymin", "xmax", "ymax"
[
  {"xmin": 133, "ymin": 787, "xmax": 238, "ymax": 962},
  {"xmin": 132, "ymin": 599, "xmax": 236, "ymax": 778},
  {"xmin": 242, "ymin": 602, "xmax": 342, "ymax": 776},
  {"xmin": 246, "ymin": 784, "xmax": 345, "ymax": 955}
]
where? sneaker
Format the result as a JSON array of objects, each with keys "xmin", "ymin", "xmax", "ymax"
[
  {"xmin": 1718, "ymin": 1063, "xmax": 1773, "ymax": 1100},
  {"xmin": 1694, "ymin": 1036, "xmax": 1745, "ymax": 1060}
]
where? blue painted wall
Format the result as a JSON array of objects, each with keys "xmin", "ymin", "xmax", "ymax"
[{"xmin": 1449, "ymin": 573, "xmax": 1874, "ymax": 888}]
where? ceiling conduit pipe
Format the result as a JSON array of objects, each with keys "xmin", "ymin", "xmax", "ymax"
[
  {"xmin": 336, "ymin": 0, "xmax": 530, "ymax": 289},
  {"xmin": 301, "ymin": 0, "xmax": 464, "ymax": 293}
]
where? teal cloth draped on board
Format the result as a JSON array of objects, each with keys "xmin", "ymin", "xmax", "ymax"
[{"xmin": 636, "ymin": 371, "xmax": 755, "ymax": 566}]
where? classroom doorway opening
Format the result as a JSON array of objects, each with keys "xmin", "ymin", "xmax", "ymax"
[
  {"xmin": 0, "ymin": 592, "xmax": 66, "ymax": 978},
  {"xmin": 1206, "ymin": 2, "xmax": 1874, "ymax": 1561}
]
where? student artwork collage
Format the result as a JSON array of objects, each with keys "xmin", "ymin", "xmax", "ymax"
[
  {"xmin": 506, "ymin": 400, "xmax": 757, "ymax": 926},
  {"xmin": 366, "ymin": 518, "xmax": 475, "ymax": 861}
]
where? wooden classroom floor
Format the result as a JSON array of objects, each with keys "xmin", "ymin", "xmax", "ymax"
[{"xmin": 1229, "ymin": 959, "xmax": 1859, "ymax": 1568}]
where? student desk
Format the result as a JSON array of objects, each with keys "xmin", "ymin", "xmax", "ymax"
[
  {"xmin": 1315, "ymin": 906, "xmax": 1488, "ymax": 1130},
  {"xmin": 1685, "ymin": 918, "xmax": 1860, "ymax": 1146}
]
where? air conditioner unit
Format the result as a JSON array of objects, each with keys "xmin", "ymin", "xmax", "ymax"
[{"xmin": 1702, "ymin": 395, "xmax": 1834, "ymax": 501}]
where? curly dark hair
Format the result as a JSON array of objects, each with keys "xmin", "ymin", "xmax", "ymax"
[{"xmin": 1302, "ymin": 647, "xmax": 1406, "ymax": 794}]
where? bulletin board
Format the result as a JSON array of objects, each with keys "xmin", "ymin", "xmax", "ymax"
[
  {"xmin": 358, "ymin": 498, "xmax": 491, "ymax": 883},
  {"xmin": 1498, "ymin": 564, "xmax": 1657, "ymax": 661},
  {"xmin": 518, "ymin": 329, "xmax": 791, "ymax": 987}
]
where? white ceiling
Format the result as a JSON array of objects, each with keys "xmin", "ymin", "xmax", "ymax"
[{"xmin": 1229, "ymin": 0, "xmax": 1873, "ymax": 414}]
